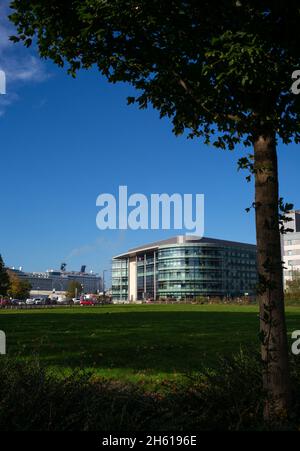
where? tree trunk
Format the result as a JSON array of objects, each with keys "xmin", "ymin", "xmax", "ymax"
[{"xmin": 253, "ymin": 131, "xmax": 291, "ymax": 420}]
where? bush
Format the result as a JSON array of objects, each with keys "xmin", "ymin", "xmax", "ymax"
[
  {"xmin": 1, "ymin": 352, "xmax": 300, "ymax": 430},
  {"xmin": 0, "ymin": 358, "xmax": 159, "ymax": 431}
]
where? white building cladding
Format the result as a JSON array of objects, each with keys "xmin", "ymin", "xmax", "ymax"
[
  {"xmin": 282, "ymin": 210, "xmax": 300, "ymax": 286},
  {"xmin": 112, "ymin": 236, "xmax": 257, "ymax": 302}
]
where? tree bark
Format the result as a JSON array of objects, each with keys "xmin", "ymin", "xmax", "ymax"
[{"xmin": 253, "ymin": 131, "xmax": 291, "ymax": 420}]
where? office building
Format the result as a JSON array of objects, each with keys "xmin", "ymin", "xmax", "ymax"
[
  {"xmin": 112, "ymin": 235, "xmax": 257, "ymax": 302},
  {"xmin": 282, "ymin": 210, "xmax": 300, "ymax": 287}
]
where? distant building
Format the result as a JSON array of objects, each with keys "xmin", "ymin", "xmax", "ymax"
[
  {"xmin": 112, "ymin": 235, "xmax": 257, "ymax": 302},
  {"xmin": 282, "ymin": 210, "xmax": 300, "ymax": 287},
  {"xmin": 10, "ymin": 266, "xmax": 102, "ymax": 295}
]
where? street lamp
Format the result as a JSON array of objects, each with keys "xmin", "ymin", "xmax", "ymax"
[{"xmin": 102, "ymin": 269, "xmax": 108, "ymax": 298}]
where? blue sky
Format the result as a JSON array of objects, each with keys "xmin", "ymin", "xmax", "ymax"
[{"xmin": 0, "ymin": 4, "xmax": 299, "ymax": 282}]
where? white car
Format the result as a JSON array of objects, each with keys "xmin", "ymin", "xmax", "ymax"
[
  {"xmin": 26, "ymin": 298, "xmax": 35, "ymax": 305},
  {"xmin": 34, "ymin": 298, "xmax": 46, "ymax": 305},
  {"xmin": 72, "ymin": 298, "xmax": 81, "ymax": 305},
  {"xmin": 56, "ymin": 296, "xmax": 68, "ymax": 305}
]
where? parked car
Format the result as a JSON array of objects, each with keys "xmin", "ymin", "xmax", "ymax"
[
  {"xmin": 49, "ymin": 297, "xmax": 58, "ymax": 304},
  {"xmin": 80, "ymin": 300, "xmax": 94, "ymax": 306},
  {"xmin": 0, "ymin": 299, "xmax": 10, "ymax": 307},
  {"xmin": 72, "ymin": 298, "xmax": 81, "ymax": 305},
  {"xmin": 56, "ymin": 297, "xmax": 69, "ymax": 305},
  {"xmin": 34, "ymin": 298, "xmax": 46, "ymax": 305},
  {"xmin": 25, "ymin": 298, "xmax": 35, "ymax": 305},
  {"xmin": 17, "ymin": 300, "xmax": 26, "ymax": 305},
  {"xmin": 10, "ymin": 299, "xmax": 22, "ymax": 305},
  {"xmin": 45, "ymin": 298, "xmax": 54, "ymax": 305}
]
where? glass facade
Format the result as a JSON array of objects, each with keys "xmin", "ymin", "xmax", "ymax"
[
  {"xmin": 112, "ymin": 239, "xmax": 257, "ymax": 301},
  {"xmin": 157, "ymin": 245, "xmax": 256, "ymax": 298},
  {"xmin": 111, "ymin": 259, "xmax": 128, "ymax": 301}
]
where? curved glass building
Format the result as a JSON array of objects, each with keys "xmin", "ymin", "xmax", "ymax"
[{"xmin": 112, "ymin": 236, "xmax": 257, "ymax": 302}]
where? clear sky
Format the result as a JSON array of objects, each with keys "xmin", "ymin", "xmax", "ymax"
[{"xmin": 0, "ymin": 3, "xmax": 299, "ymax": 283}]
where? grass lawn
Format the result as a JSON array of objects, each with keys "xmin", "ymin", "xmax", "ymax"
[{"xmin": 1, "ymin": 304, "xmax": 300, "ymax": 384}]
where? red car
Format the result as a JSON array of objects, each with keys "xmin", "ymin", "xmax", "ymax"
[
  {"xmin": 0, "ymin": 299, "xmax": 10, "ymax": 307},
  {"xmin": 80, "ymin": 300, "xmax": 94, "ymax": 306}
]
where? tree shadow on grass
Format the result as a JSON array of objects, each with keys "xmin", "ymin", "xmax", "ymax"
[{"xmin": 1, "ymin": 308, "xmax": 299, "ymax": 375}]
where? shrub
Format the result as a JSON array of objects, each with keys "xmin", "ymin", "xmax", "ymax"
[{"xmin": 1, "ymin": 352, "xmax": 300, "ymax": 430}]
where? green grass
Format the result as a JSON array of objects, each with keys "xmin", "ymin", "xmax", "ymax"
[{"xmin": 1, "ymin": 304, "xmax": 300, "ymax": 383}]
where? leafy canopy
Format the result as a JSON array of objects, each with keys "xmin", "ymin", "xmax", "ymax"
[
  {"xmin": 9, "ymin": 0, "xmax": 300, "ymax": 148},
  {"xmin": 66, "ymin": 281, "xmax": 83, "ymax": 299},
  {"xmin": 7, "ymin": 270, "xmax": 31, "ymax": 300},
  {"xmin": 0, "ymin": 254, "xmax": 10, "ymax": 297}
]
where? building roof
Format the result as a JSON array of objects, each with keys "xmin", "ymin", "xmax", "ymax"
[{"xmin": 113, "ymin": 235, "xmax": 256, "ymax": 259}]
